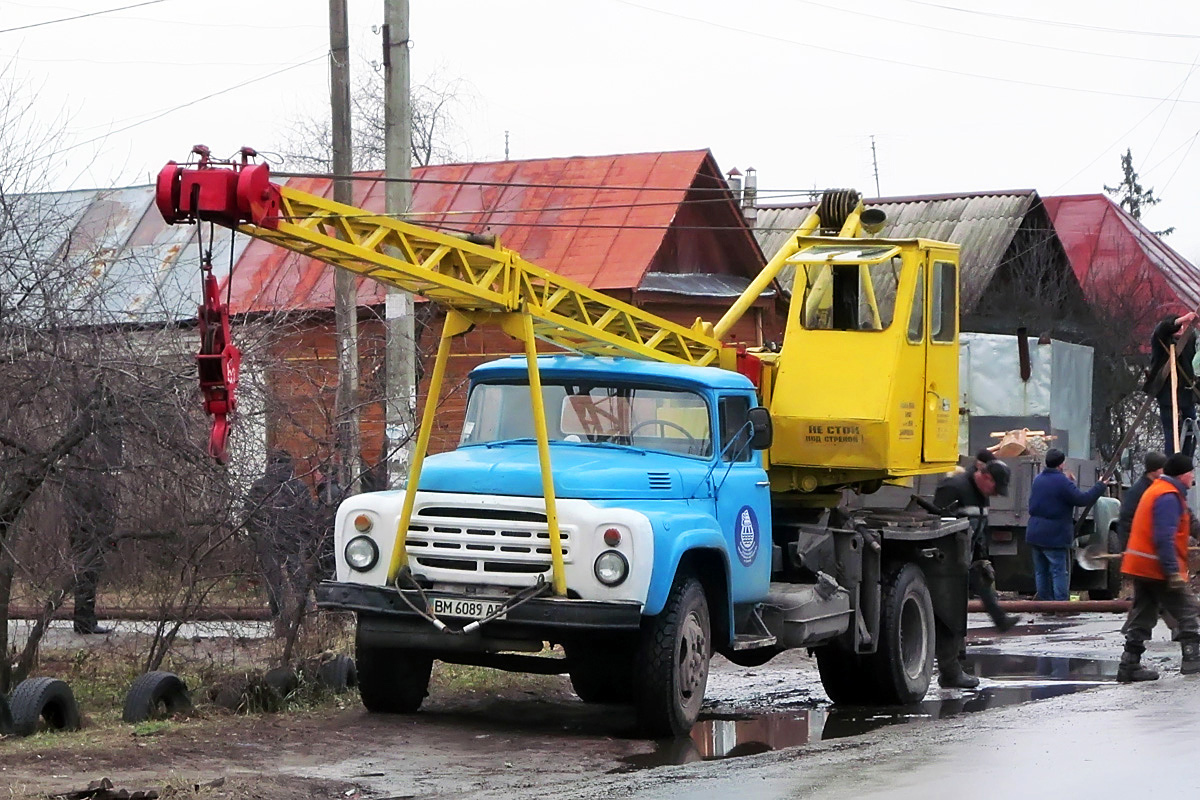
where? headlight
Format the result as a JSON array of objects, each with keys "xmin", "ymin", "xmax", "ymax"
[
  {"xmin": 345, "ymin": 536, "xmax": 379, "ymax": 572},
  {"xmin": 593, "ymin": 550, "xmax": 629, "ymax": 586}
]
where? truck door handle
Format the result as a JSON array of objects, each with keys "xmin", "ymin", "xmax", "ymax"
[{"xmin": 756, "ymin": 481, "xmax": 770, "ymax": 486}]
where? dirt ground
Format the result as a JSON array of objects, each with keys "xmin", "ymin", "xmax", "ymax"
[{"xmin": 0, "ymin": 612, "xmax": 1163, "ymax": 800}]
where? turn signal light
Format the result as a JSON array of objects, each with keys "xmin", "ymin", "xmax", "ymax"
[
  {"xmin": 603, "ymin": 528, "xmax": 621, "ymax": 547},
  {"xmin": 354, "ymin": 514, "xmax": 373, "ymax": 533}
]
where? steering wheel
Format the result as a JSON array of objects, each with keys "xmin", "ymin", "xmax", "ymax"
[{"xmin": 628, "ymin": 419, "xmax": 698, "ymax": 452}]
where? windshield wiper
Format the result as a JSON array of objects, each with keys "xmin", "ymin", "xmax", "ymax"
[{"xmin": 572, "ymin": 440, "xmax": 645, "ymax": 453}]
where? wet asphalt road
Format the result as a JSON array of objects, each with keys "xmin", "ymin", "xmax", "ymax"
[
  {"xmin": 535, "ymin": 613, "xmax": 1200, "ymax": 799},
  {"xmin": 10, "ymin": 612, "xmax": 1198, "ymax": 798}
]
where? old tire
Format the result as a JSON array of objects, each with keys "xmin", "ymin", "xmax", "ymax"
[
  {"xmin": 9, "ymin": 677, "xmax": 81, "ymax": 736},
  {"xmin": 318, "ymin": 654, "xmax": 358, "ymax": 693},
  {"xmin": 355, "ymin": 623, "xmax": 433, "ymax": 714},
  {"xmin": 121, "ymin": 671, "xmax": 192, "ymax": 723},
  {"xmin": 565, "ymin": 643, "xmax": 635, "ymax": 704},
  {"xmin": 0, "ymin": 693, "xmax": 12, "ymax": 735},
  {"xmin": 1089, "ymin": 527, "xmax": 1123, "ymax": 601},
  {"xmin": 866, "ymin": 563, "xmax": 935, "ymax": 704},
  {"xmin": 633, "ymin": 576, "xmax": 711, "ymax": 737},
  {"xmin": 815, "ymin": 642, "xmax": 875, "ymax": 704}
]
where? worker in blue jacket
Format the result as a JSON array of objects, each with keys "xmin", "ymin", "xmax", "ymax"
[{"xmin": 1026, "ymin": 448, "xmax": 1107, "ymax": 601}]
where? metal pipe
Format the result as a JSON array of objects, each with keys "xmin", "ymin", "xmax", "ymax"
[{"xmin": 968, "ymin": 599, "xmax": 1130, "ymax": 613}]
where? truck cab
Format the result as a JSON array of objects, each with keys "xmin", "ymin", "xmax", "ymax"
[{"xmin": 319, "ymin": 355, "xmax": 774, "ymax": 735}]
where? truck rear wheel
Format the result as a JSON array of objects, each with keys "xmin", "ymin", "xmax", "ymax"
[
  {"xmin": 817, "ymin": 563, "xmax": 934, "ymax": 705},
  {"xmin": 634, "ymin": 576, "xmax": 710, "ymax": 737},
  {"xmin": 869, "ymin": 562, "xmax": 934, "ymax": 704},
  {"xmin": 355, "ymin": 621, "xmax": 433, "ymax": 714}
]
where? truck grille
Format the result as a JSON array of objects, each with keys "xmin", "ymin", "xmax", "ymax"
[{"xmin": 405, "ymin": 505, "xmax": 572, "ymax": 577}]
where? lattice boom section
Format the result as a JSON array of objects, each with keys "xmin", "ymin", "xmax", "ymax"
[{"xmin": 241, "ymin": 185, "xmax": 725, "ymax": 365}]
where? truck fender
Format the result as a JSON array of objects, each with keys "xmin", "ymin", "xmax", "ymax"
[{"xmin": 644, "ymin": 529, "xmax": 731, "ymax": 643}]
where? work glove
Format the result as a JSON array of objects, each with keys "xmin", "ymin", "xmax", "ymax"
[{"xmin": 1167, "ymin": 573, "xmax": 1188, "ymax": 591}]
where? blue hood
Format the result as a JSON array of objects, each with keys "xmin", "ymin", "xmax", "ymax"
[{"xmin": 418, "ymin": 444, "xmax": 711, "ymax": 500}]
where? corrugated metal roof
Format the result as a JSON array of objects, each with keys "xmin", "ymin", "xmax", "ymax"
[
  {"xmin": 755, "ymin": 191, "xmax": 1038, "ymax": 310},
  {"xmin": 11, "ymin": 150, "xmax": 754, "ymax": 323},
  {"xmin": 229, "ymin": 150, "xmax": 718, "ymax": 314},
  {"xmin": 1044, "ymin": 194, "xmax": 1200, "ymax": 312},
  {"xmin": 2, "ymin": 184, "xmax": 243, "ymax": 326},
  {"xmin": 637, "ymin": 271, "xmax": 775, "ymax": 298}
]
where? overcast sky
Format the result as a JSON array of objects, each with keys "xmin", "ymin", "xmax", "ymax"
[{"xmin": 4, "ymin": 0, "xmax": 1200, "ymax": 263}]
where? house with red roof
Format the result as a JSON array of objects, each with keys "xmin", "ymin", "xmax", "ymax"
[{"xmin": 1044, "ymin": 194, "xmax": 1200, "ymax": 340}]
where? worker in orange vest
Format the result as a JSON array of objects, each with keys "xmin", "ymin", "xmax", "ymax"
[{"xmin": 1118, "ymin": 452, "xmax": 1200, "ymax": 682}]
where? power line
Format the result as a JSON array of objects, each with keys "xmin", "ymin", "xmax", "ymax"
[
  {"xmin": 797, "ymin": 0, "xmax": 1200, "ymax": 67},
  {"xmin": 612, "ymin": 0, "xmax": 1200, "ymax": 105},
  {"xmin": 0, "ymin": 0, "xmax": 171, "ymax": 35},
  {"xmin": 897, "ymin": 0, "xmax": 1200, "ymax": 40},
  {"xmin": 275, "ymin": 170, "xmax": 818, "ymax": 196},
  {"xmin": 38, "ymin": 55, "xmax": 327, "ymax": 163}
]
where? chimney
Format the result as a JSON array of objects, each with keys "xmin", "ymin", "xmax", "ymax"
[
  {"xmin": 727, "ymin": 167, "xmax": 743, "ymax": 206},
  {"xmin": 743, "ymin": 167, "xmax": 758, "ymax": 225}
]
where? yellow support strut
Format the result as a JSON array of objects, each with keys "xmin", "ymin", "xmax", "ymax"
[{"xmin": 386, "ymin": 309, "xmax": 473, "ymax": 582}]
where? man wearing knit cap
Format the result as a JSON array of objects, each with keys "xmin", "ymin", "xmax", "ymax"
[
  {"xmin": 1117, "ymin": 451, "xmax": 1167, "ymax": 550},
  {"xmin": 1117, "ymin": 452, "xmax": 1200, "ymax": 681},
  {"xmin": 1026, "ymin": 448, "xmax": 1107, "ymax": 601}
]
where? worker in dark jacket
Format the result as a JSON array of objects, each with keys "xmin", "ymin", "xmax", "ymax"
[
  {"xmin": 244, "ymin": 450, "xmax": 314, "ymax": 629},
  {"xmin": 1145, "ymin": 312, "xmax": 1197, "ymax": 456},
  {"xmin": 1117, "ymin": 452, "xmax": 1167, "ymax": 550},
  {"xmin": 1116, "ymin": 452, "xmax": 1200, "ymax": 681},
  {"xmin": 931, "ymin": 450, "xmax": 1020, "ymax": 689},
  {"xmin": 1026, "ymin": 448, "xmax": 1107, "ymax": 601}
]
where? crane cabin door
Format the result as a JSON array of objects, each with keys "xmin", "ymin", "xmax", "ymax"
[{"xmin": 922, "ymin": 253, "xmax": 960, "ymax": 464}]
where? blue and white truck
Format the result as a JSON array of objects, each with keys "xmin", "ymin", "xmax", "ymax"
[{"xmin": 153, "ymin": 155, "xmax": 975, "ymax": 738}]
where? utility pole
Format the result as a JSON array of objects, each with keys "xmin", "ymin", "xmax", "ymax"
[
  {"xmin": 870, "ymin": 135, "xmax": 881, "ymax": 198},
  {"xmin": 330, "ymin": 0, "xmax": 361, "ymax": 494},
  {"xmin": 383, "ymin": 0, "xmax": 416, "ymax": 488}
]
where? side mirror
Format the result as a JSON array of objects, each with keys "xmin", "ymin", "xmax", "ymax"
[{"xmin": 747, "ymin": 407, "xmax": 773, "ymax": 450}]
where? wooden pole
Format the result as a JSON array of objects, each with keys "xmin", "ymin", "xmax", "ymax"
[
  {"xmin": 1170, "ymin": 342, "xmax": 1180, "ymax": 453},
  {"xmin": 330, "ymin": 0, "xmax": 360, "ymax": 494}
]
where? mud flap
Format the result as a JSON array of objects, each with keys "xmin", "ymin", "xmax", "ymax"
[{"xmin": 921, "ymin": 528, "xmax": 971, "ymax": 648}]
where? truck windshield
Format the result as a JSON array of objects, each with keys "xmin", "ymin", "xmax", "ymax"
[{"xmin": 460, "ymin": 381, "xmax": 713, "ymax": 458}]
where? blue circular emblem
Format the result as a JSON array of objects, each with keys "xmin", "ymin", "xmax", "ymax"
[{"xmin": 736, "ymin": 505, "xmax": 759, "ymax": 566}]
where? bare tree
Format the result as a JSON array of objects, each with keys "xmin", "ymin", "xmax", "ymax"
[{"xmin": 281, "ymin": 64, "xmax": 473, "ymax": 172}]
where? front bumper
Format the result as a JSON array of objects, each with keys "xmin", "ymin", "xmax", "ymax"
[{"xmin": 315, "ymin": 580, "xmax": 644, "ymax": 636}]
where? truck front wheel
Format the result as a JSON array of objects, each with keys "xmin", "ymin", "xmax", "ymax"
[
  {"xmin": 634, "ymin": 576, "xmax": 711, "ymax": 737},
  {"xmin": 355, "ymin": 622, "xmax": 433, "ymax": 714}
]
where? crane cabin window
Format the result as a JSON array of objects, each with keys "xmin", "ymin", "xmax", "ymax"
[
  {"xmin": 930, "ymin": 261, "xmax": 957, "ymax": 343},
  {"xmin": 800, "ymin": 257, "xmax": 900, "ymax": 332}
]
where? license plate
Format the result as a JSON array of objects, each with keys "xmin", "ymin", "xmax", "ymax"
[{"xmin": 429, "ymin": 595, "xmax": 506, "ymax": 620}]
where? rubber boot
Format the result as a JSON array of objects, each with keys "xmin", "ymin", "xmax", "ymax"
[
  {"xmin": 938, "ymin": 660, "xmax": 980, "ymax": 689},
  {"xmin": 1181, "ymin": 641, "xmax": 1200, "ymax": 675},
  {"xmin": 1117, "ymin": 648, "xmax": 1160, "ymax": 683}
]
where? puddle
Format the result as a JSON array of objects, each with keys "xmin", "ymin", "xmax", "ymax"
[{"xmin": 615, "ymin": 652, "xmax": 1119, "ymax": 771}]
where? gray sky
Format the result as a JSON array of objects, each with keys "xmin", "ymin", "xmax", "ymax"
[{"xmin": 5, "ymin": 0, "xmax": 1200, "ymax": 263}]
